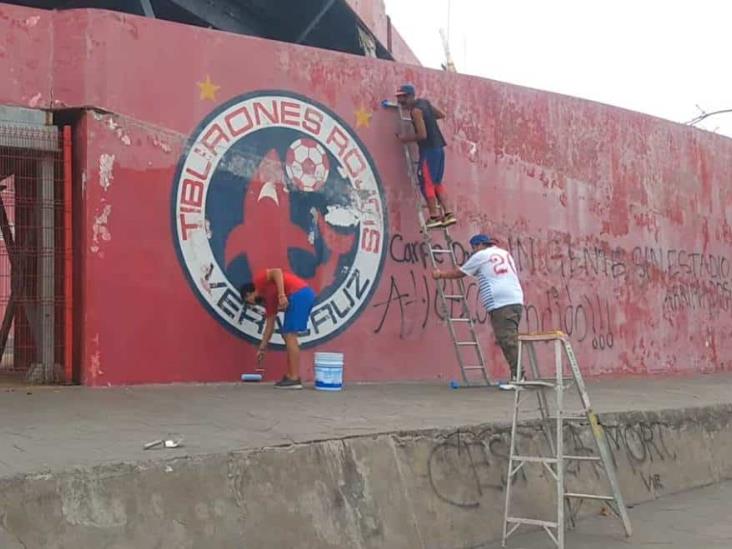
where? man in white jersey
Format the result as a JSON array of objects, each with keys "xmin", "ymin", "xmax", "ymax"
[{"xmin": 432, "ymin": 234, "xmax": 524, "ymax": 381}]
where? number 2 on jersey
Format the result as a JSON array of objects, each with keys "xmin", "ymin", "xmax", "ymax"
[{"xmin": 489, "ymin": 253, "xmax": 517, "ymax": 275}]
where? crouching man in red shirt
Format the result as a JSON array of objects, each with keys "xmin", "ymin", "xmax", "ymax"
[{"xmin": 240, "ymin": 268, "xmax": 316, "ymax": 389}]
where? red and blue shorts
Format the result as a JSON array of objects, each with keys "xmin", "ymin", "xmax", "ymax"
[{"xmin": 417, "ymin": 147, "xmax": 445, "ymax": 200}]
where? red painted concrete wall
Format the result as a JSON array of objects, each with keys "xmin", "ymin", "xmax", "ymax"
[
  {"xmin": 2, "ymin": 4, "xmax": 732, "ymax": 385},
  {"xmin": 0, "ymin": 6, "xmax": 53, "ymax": 108}
]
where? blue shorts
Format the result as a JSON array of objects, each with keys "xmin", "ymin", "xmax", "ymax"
[
  {"xmin": 417, "ymin": 147, "xmax": 445, "ymax": 194},
  {"xmin": 282, "ymin": 287, "xmax": 316, "ymax": 334}
]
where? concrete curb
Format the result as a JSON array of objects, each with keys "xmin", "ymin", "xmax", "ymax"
[{"xmin": 2, "ymin": 403, "xmax": 731, "ymax": 548}]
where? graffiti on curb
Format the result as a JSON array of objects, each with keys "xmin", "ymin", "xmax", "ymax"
[{"xmin": 427, "ymin": 420, "xmax": 678, "ymax": 509}]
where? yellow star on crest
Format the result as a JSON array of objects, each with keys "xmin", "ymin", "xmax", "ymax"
[
  {"xmin": 197, "ymin": 75, "xmax": 221, "ymax": 102},
  {"xmin": 355, "ymin": 105, "xmax": 372, "ymax": 128}
]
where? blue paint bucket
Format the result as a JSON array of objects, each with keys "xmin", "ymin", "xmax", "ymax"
[{"xmin": 314, "ymin": 352, "xmax": 344, "ymax": 391}]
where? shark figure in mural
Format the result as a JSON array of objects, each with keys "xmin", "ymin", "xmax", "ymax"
[{"xmin": 224, "ymin": 149, "xmax": 355, "ymax": 293}]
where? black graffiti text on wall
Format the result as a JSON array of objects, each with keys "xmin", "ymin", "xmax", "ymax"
[
  {"xmin": 523, "ymin": 285, "xmax": 615, "ymax": 350},
  {"xmin": 371, "ymin": 269, "xmax": 489, "ymax": 336},
  {"xmin": 427, "ymin": 420, "xmax": 678, "ymax": 509},
  {"xmin": 506, "ymin": 236, "xmax": 732, "ymax": 285},
  {"xmin": 505, "ymin": 235, "xmax": 732, "ymax": 317},
  {"xmin": 372, "ymin": 232, "xmax": 731, "ymax": 340}
]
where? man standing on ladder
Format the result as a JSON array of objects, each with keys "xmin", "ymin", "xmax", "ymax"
[
  {"xmin": 395, "ymin": 84, "xmax": 456, "ymax": 229},
  {"xmin": 432, "ymin": 234, "xmax": 524, "ymax": 384}
]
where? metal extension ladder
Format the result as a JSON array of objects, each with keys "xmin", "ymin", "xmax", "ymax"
[
  {"xmin": 502, "ymin": 331, "xmax": 632, "ymax": 548},
  {"xmin": 384, "ymin": 100, "xmax": 492, "ymax": 387}
]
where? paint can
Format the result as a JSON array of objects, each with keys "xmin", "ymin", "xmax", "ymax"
[{"xmin": 314, "ymin": 352, "xmax": 344, "ymax": 391}]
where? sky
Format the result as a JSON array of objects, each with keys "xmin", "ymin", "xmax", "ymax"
[{"xmin": 384, "ymin": 0, "xmax": 732, "ymax": 138}]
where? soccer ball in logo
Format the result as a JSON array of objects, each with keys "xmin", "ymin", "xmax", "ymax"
[{"xmin": 285, "ymin": 138, "xmax": 330, "ymax": 192}]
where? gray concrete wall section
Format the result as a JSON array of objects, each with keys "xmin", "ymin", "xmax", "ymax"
[{"xmin": 1, "ymin": 403, "xmax": 731, "ymax": 548}]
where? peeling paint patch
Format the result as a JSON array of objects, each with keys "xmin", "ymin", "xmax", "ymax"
[
  {"xmin": 276, "ymin": 49, "xmax": 291, "ymax": 72},
  {"xmin": 90, "ymin": 351, "xmax": 102, "ymax": 378},
  {"xmin": 24, "ymin": 15, "xmax": 40, "ymax": 27},
  {"xmin": 200, "ymin": 263, "xmax": 214, "ymax": 295},
  {"xmin": 151, "ymin": 135, "xmax": 172, "ymax": 153},
  {"xmin": 89, "ymin": 334, "xmax": 102, "ymax": 381},
  {"xmin": 91, "ymin": 205, "xmax": 112, "ymax": 256},
  {"xmin": 104, "ymin": 117, "xmax": 131, "ymax": 146},
  {"xmin": 27, "ymin": 92, "xmax": 42, "ymax": 108},
  {"xmin": 325, "ymin": 205, "xmax": 360, "ymax": 227},
  {"xmin": 99, "ymin": 154, "xmax": 115, "ymax": 191}
]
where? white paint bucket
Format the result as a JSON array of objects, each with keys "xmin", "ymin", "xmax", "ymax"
[{"xmin": 314, "ymin": 352, "xmax": 344, "ymax": 391}]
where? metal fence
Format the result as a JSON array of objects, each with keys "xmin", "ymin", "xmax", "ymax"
[{"xmin": 0, "ymin": 123, "xmax": 72, "ymax": 384}]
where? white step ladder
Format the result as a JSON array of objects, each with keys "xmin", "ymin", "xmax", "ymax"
[
  {"xmin": 502, "ymin": 331, "xmax": 632, "ymax": 548},
  {"xmin": 383, "ymin": 100, "xmax": 493, "ymax": 387}
]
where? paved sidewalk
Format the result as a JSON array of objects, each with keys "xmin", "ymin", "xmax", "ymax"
[
  {"xmin": 1, "ymin": 373, "xmax": 731, "ymax": 477},
  {"xmin": 484, "ymin": 481, "xmax": 732, "ymax": 549}
]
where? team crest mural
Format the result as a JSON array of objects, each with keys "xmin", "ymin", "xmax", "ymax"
[{"xmin": 172, "ymin": 91, "xmax": 388, "ymax": 347}]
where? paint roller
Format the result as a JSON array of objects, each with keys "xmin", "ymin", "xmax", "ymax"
[
  {"xmin": 241, "ymin": 373, "xmax": 263, "ymax": 382},
  {"xmin": 241, "ymin": 348, "xmax": 265, "ymax": 382}
]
